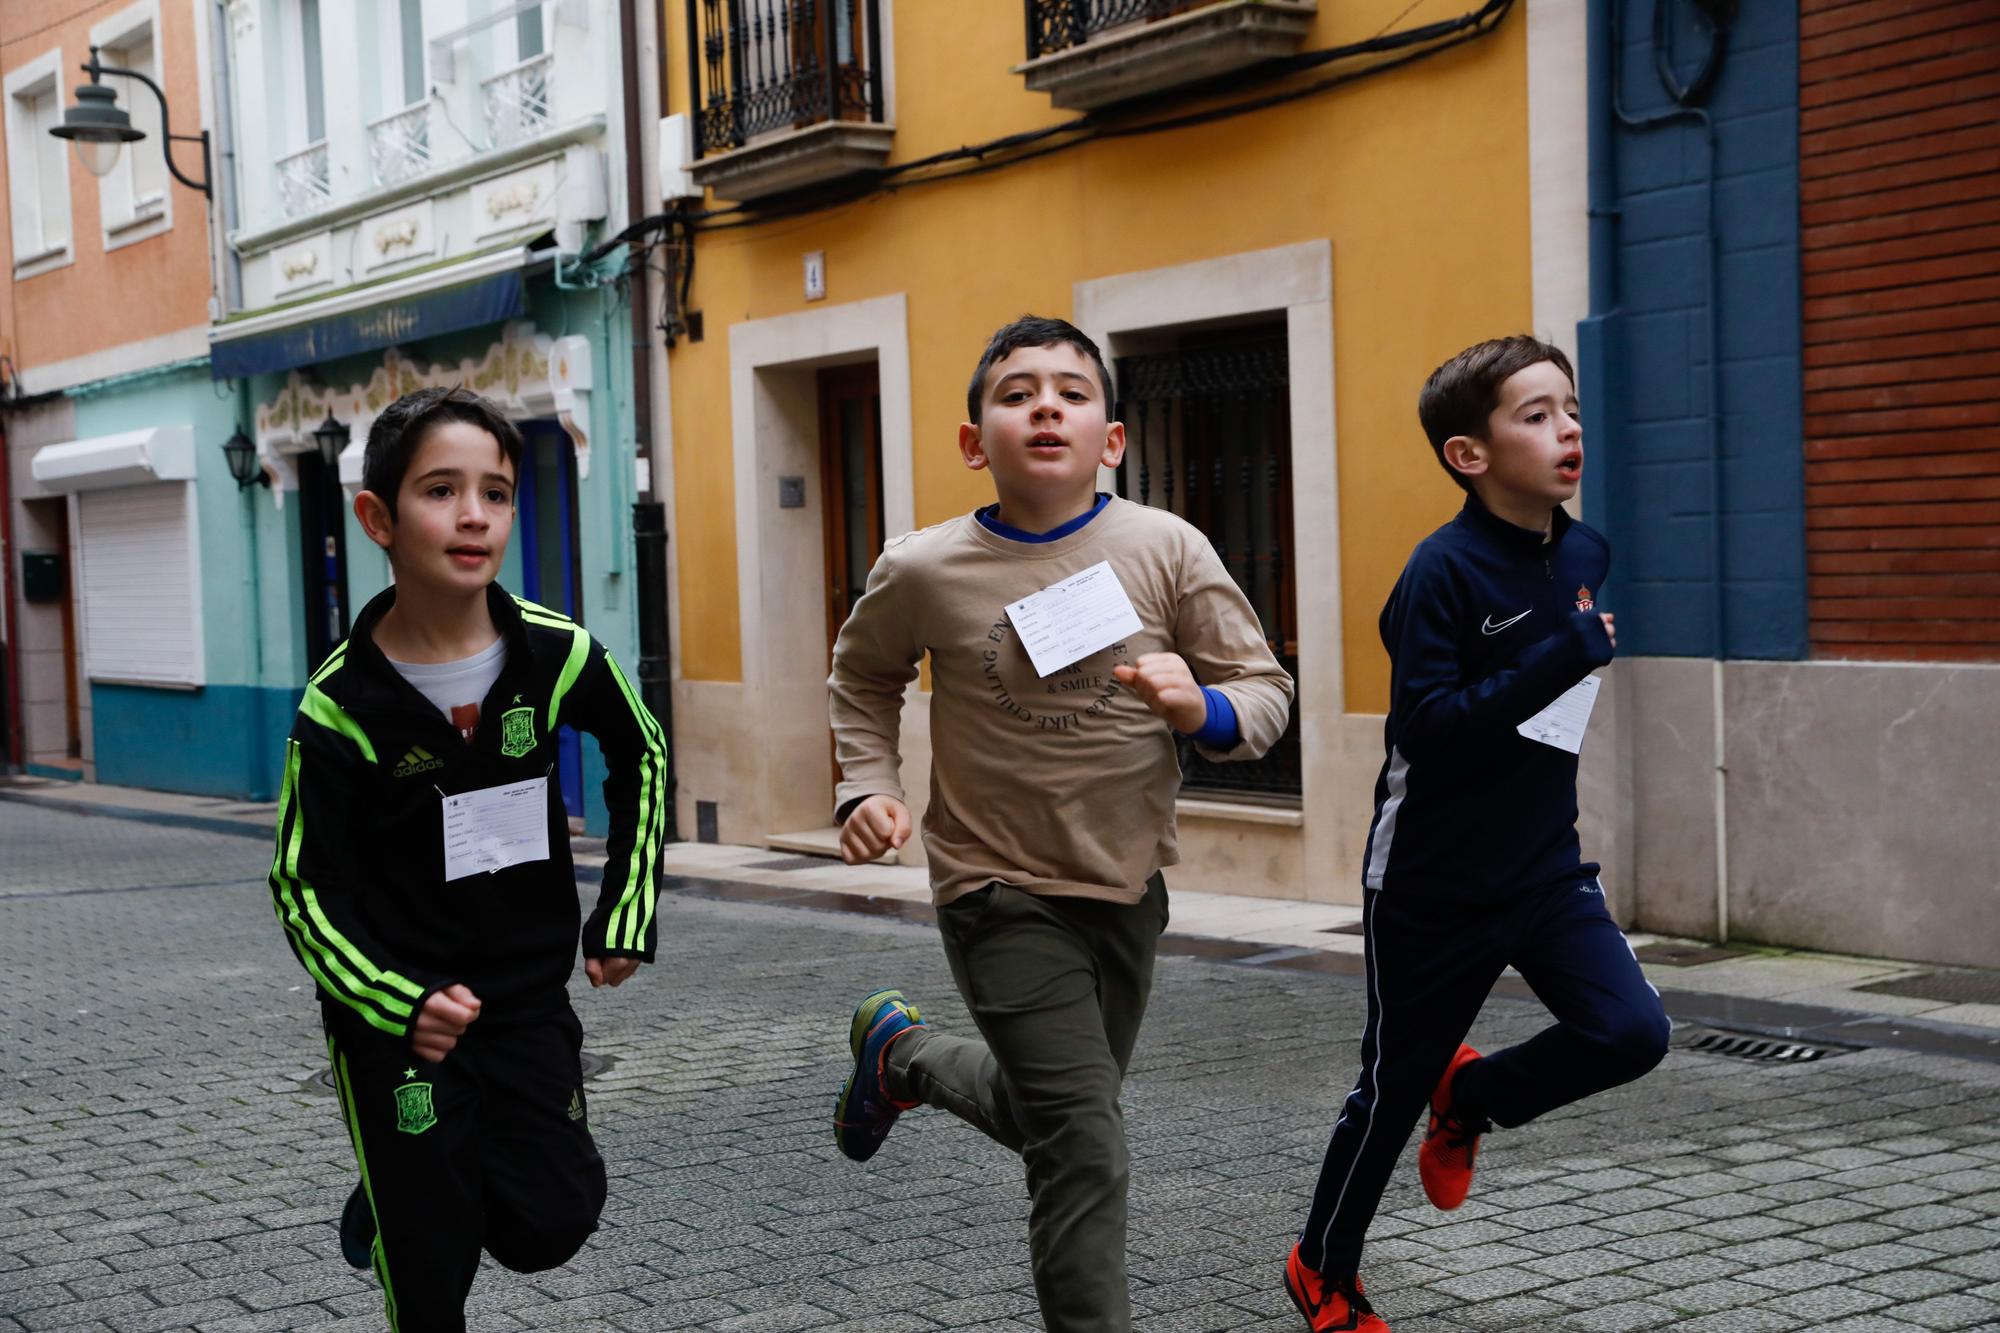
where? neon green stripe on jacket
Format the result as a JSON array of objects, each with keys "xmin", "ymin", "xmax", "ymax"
[
  {"xmin": 268, "ymin": 739, "xmax": 425, "ymax": 1035},
  {"xmin": 603, "ymin": 650, "xmax": 668, "ymax": 951},
  {"xmin": 300, "ymin": 683, "xmax": 377, "ymax": 765}
]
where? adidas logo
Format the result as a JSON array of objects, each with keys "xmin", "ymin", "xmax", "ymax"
[
  {"xmin": 392, "ymin": 746, "xmax": 445, "ymax": 778},
  {"xmin": 567, "ymin": 1089, "xmax": 585, "ymax": 1123}
]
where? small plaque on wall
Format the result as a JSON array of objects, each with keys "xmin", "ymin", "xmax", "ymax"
[{"xmin": 778, "ymin": 476, "xmax": 806, "ymax": 509}]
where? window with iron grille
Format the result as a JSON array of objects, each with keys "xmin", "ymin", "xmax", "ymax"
[
  {"xmin": 687, "ymin": 0, "xmax": 885, "ymax": 156},
  {"xmin": 1115, "ymin": 324, "xmax": 1301, "ymax": 801}
]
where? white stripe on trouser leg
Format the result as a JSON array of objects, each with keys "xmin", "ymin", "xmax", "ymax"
[
  {"xmin": 1363, "ymin": 748, "xmax": 1410, "ymax": 890},
  {"xmin": 1617, "ymin": 905, "xmax": 1662, "ymax": 998},
  {"xmin": 1316, "ymin": 897, "xmax": 1386, "ymax": 1263}
]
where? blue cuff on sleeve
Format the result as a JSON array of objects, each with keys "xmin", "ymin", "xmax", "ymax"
[{"xmin": 1184, "ymin": 686, "xmax": 1241, "ymax": 749}]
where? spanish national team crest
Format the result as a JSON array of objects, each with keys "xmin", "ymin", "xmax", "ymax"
[
  {"xmin": 1575, "ymin": 586, "xmax": 1595, "ymax": 612},
  {"xmin": 499, "ymin": 706, "xmax": 537, "ymax": 758},
  {"xmin": 393, "ymin": 1082, "xmax": 437, "ymax": 1135}
]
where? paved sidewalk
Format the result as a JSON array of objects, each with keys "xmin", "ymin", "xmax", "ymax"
[
  {"xmin": 5, "ymin": 795, "xmax": 2000, "ymax": 1332},
  {"xmin": 5, "ymin": 775, "xmax": 1998, "ymax": 1046}
]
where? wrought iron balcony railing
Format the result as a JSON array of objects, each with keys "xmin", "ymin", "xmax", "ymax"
[
  {"xmin": 275, "ymin": 140, "xmax": 332, "ymax": 220},
  {"xmin": 367, "ymin": 102, "xmax": 433, "ymax": 187},
  {"xmin": 1026, "ymin": 0, "xmax": 1217, "ymax": 59},
  {"xmin": 686, "ymin": 0, "xmax": 885, "ymax": 157},
  {"xmin": 482, "ymin": 52, "xmax": 554, "ymax": 149}
]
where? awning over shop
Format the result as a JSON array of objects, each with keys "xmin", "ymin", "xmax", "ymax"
[
  {"xmin": 209, "ymin": 247, "xmax": 535, "ymax": 381},
  {"xmin": 31, "ymin": 425, "xmax": 196, "ymax": 492}
]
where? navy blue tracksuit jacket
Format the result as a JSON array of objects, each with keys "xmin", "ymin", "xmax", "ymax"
[{"xmin": 1361, "ymin": 495, "xmax": 1614, "ymax": 897}]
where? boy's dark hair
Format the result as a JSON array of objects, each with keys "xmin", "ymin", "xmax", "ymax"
[
  {"xmin": 361, "ymin": 386, "xmax": 524, "ymax": 517},
  {"xmin": 966, "ymin": 315, "xmax": 1115, "ymax": 424},
  {"xmin": 1417, "ymin": 335, "xmax": 1577, "ymax": 493}
]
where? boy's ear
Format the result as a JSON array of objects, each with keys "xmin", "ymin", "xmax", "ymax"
[
  {"xmin": 354, "ymin": 490, "xmax": 396, "ymax": 552},
  {"xmin": 1098, "ymin": 420, "xmax": 1126, "ymax": 470},
  {"xmin": 1442, "ymin": 433, "xmax": 1488, "ymax": 479},
  {"xmin": 957, "ymin": 422, "xmax": 988, "ymax": 472}
]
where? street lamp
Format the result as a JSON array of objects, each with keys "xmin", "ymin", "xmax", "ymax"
[
  {"xmin": 311, "ymin": 410, "xmax": 350, "ymax": 469},
  {"xmin": 221, "ymin": 428, "xmax": 267, "ymax": 490},
  {"xmin": 49, "ymin": 46, "xmax": 211, "ymax": 199}
]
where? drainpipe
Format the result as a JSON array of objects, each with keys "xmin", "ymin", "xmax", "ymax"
[
  {"xmin": 0, "ymin": 413, "xmax": 23, "ymax": 771},
  {"xmin": 619, "ymin": 0, "xmax": 678, "ymax": 839},
  {"xmin": 208, "ymin": 0, "xmax": 243, "ymax": 315},
  {"xmin": 1592, "ymin": 0, "xmax": 1730, "ymax": 942}
]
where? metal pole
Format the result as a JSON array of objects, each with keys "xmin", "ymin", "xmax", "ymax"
[{"xmin": 620, "ymin": 0, "xmax": 679, "ymax": 839}]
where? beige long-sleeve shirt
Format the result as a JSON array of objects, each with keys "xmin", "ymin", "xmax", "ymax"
[{"xmin": 829, "ymin": 497, "xmax": 1296, "ymax": 906}]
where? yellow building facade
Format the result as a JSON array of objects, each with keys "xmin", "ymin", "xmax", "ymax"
[{"xmin": 651, "ymin": 0, "xmax": 1592, "ymax": 903}]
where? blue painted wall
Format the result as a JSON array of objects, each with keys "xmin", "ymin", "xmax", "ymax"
[{"xmin": 1587, "ymin": 2, "xmax": 1804, "ymax": 660}]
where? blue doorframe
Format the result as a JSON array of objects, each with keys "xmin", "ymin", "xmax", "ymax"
[{"xmin": 516, "ymin": 420, "xmax": 585, "ymax": 819}]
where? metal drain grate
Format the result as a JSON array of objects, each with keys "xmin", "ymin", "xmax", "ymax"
[
  {"xmin": 1857, "ymin": 970, "xmax": 2000, "ymax": 1005},
  {"xmin": 306, "ymin": 1050, "xmax": 614, "ymax": 1094},
  {"xmin": 1677, "ymin": 1027, "xmax": 1855, "ymax": 1065}
]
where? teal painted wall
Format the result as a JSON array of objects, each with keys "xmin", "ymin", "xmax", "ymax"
[
  {"xmin": 70, "ymin": 366, "xmax": 295, "ymax": 798},
  {"xmin": 93, "ymin": 683, "xmax": 298, "ymax": 798},
  {"xmin": 71, "ymin": 275, "xmax": 643, "ymax": 809}
]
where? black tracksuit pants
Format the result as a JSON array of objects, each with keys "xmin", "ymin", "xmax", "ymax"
[
  {"xmin": 1297, "ymin": 876, "xmax": 1671, "ymax": 1278},
  {"xmin": 322, "ymin": 1001, "xmax": 607, "ymax": 1332}
]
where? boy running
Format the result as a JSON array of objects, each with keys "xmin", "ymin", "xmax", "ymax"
[
  {"xmin": 267, "ymin": 387, "xmax": 668, "ymax": 1332},
  {"xmin": 828, "ymin": 316, "xmax": 1295, "ymax": 1331},
  {"xmin": 1284, "ymin": 336, "xmax": 1670, "ymax": 1331}
]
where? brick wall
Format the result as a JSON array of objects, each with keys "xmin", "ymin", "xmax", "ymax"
[{"xmin": 1800, "ymin": 0, "xmax": 2000, "ymax": 662}]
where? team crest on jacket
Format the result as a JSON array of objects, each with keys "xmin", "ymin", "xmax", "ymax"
[
  {"xmin": 500, "ymin": 706, "xmax": 537, "ymax": 758},
  {"xmin": 1575, "ymin": 586, "xmax": 1595, "ymax": 612},
  {"xmin": 393, "ymin": 1082, "xmax": 437, "ymax": 1135}
]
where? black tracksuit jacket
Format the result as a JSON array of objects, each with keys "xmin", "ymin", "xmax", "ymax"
[
  {"xmin": 268, "ymin": 583, "xmax": 669, "ymax": 1040},
  {"xmin": 1360, "ymin": 496, "xmax": 1615, "ymax": 898}
]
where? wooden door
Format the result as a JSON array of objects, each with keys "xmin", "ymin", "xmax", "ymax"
[{"xmin": 818, "ymin": 363, "xmax": 884, "ymax": 785}]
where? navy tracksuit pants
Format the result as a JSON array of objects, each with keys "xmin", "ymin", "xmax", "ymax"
[{"xmin": 1298, "ymin": 876, "xmax": 1671, "ymax": 1278}]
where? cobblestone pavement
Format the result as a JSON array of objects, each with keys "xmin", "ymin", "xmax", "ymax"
[{"xmin": 4, "ymin": 802, "xmax": 2000, "ymax": 1333}]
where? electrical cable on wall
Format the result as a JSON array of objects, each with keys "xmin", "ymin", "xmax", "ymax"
[{"xmin": 587, "ymin": 0, "xmax": 1518, "ymax": 274}]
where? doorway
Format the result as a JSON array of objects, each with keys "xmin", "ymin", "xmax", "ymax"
[
  {"xmin": 817, "ymin": 364, "xmax": 884, "ymax": 785},
  {"xmin": 515, "ymin": 420, "xmax": 585, "ymax": 820},
  {"xmin": 20, "ymin": 497, "xmax": 83, "ymax": 768},
  {"xmin": 297, "ymin": 452, "xmax": 351, "ymax": 672}
]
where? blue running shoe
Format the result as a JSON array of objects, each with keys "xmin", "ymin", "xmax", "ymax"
[{"xmin": 833, "ymin": 988, "xmax": 923, "ymax": 1162}]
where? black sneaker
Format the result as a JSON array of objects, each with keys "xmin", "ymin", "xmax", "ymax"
[{"xmin": 338, "ymin": 1182, "xmax": 375, "ymax": 1268}]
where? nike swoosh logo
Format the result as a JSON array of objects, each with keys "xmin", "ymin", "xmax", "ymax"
[{"xmin": 1481, "ymin": 609, "xmax": 1531, "ymax": 635}]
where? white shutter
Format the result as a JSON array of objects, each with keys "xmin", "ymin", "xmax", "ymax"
[{"xmin": 76, "ymin": 482, "xmax": 205, "ymax": 687}]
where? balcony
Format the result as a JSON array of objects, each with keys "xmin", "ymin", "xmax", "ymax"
[
  {"xmin": 1017, "ymin": 0, "xmax": 1316, "ymax": 110},
  {"xmin": 275, "ymin": 141, "xmax": 332, "ymax": 220},
  {"xmin": 368, "ymin": 103, "xmax": 433, "ymax": 188},
  {"xmin": 483, "ymin": 52, "xmax": 554, "ymax": 150},
  {"xmin": 683, "ymin": 0, "xmax": 893, "ymax": 203}
]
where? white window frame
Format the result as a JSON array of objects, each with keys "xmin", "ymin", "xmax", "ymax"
[
  {"xmin": 91, "ymin": 0, "xmax": 173, "ymax": 252},
  {"xmin": 73, "ymin": 480, "xmax": 206, "ymax": 689},
  {"xmin": 277, "ymin": 0, "xmax": 325, "ymax": 154},
  {"xmin": 5, "ymin": 48, "xmax": 75, "ymax": 280},
  {"xmin": 377, "ymin": 0, "xmax": 427, "ymax": 119}
]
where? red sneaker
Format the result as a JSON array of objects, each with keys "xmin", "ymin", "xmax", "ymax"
[
  {"xmin": 1284, "ymin": 1243, "xmax": 1390, "ymax": 1331},
  {"xmin": 1418, "ymin": 1043, "xmax": 1487, "ymax": 1210}
]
